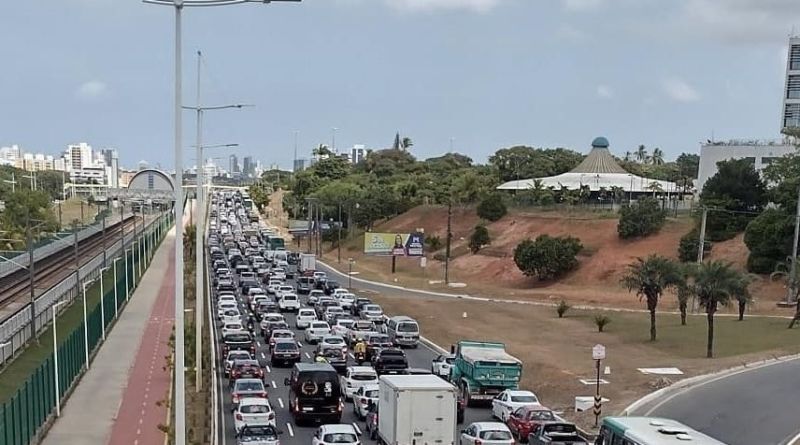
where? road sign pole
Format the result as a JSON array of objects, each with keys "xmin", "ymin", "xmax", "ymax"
[{"xmin": 591, "ymin": 344, "xmax": 605, "ymax": 428}]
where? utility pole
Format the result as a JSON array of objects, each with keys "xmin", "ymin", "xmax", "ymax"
[
  {"xmin": 101, "ymin": 214, "xmax": 107, "ymax": 267},
  {"xmin": 337, "ymin": 203, "xmax": 342, "ymax": 263},
  {"xmin": 194, "ymin": 50, "xmax": 205, "ymax": 392},
  {"xmin": 788, "ymin": 185, "xmax": 800, "ymax": 304},
  {"xmin": 73, "ymin": 220, "xmax": 80, "ymax": 298},
  {"xmin": 445, "ymin": 200, "xmax": 452, "ymax": 284},
  {"xmin": 306, "ymin": 199, "xmax": 313, "ymax": 254},
  {"xmin": 696, "ymin": 207, "xmax": 708, "ymax": 263},
  {"xmin": 80, "ymin": 201, "xmax": 84, "ymax": 223},
  {"xmin": 293, "ymin": 130, "xmax": 299, "ymax": 173},
  {"xmin": 27, "ymin": 218, "xmax": 37, "ymax": 343}
]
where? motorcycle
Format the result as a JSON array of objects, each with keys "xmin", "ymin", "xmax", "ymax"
[{"xmin": 354, "ymin": 351, "xmax": 366, "ymax": 365}]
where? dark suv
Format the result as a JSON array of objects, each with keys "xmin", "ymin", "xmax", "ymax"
[
  {"xmin": 371, "ymin": 348, "xmax": 408, "ymax": 375},
  {"xmin": 222, "ymin": 332, "xmax": 256, "ymax": 357},
  {"xmin": 323, "ymin": 280, "xmax": 340, "ymax": 295},
  {"xmin": 270, "ymin": 339, "xmax": 301, "ymax": 367}
]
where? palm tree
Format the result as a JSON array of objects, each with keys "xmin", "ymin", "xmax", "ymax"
[
  {"xmin": 401, "ymin": 137, "xmax": 413, "ymax": 151},
  {"xmin": 650, "ymin": 147, "xmax": 665, "ymax": 166},
  {"xmin": 769, "ymin": 258, "xmax": 800, "ymax": 328},
  {"xmin": 635, "ymin": 145, "xmax": 648, "ymax": 163},
  {"xmin": 623, "ymin": 151, "xmax": 632, "ymax": 162},
  {"xmin": 313, "ymin": 144, "xmax": 332, "ymax": 158},
  {"xmin": 621, "ymin": 255, "xmax": 683, "ymax": 341},
  {"xmin": 690, "ymin": 260, "xmax": 748, "ymax": 358}
]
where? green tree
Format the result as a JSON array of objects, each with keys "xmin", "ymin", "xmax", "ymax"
[
  {"xmin": 678, "ymin": 229, "xmax": 712, "ymax": 263},
  {"xmin": 676, "ymin": 153, "xmax": 700, "ymax": 193},
  {"xmin": 312, "ymin": 156, "xmax": 351, "ymax": 181},
  {"xmin": 618, "ymin": 197, "xmax": 666, "ymax": 239},
  {"xmin": 700, "ymin": 159, "xmax": 767, "ymax": 241},
  {"xmin": 476, "ymin": 194, "xmax": 507, "ymax": 221},
  {"xmin": 0, "ymin": 190, "xmax": 59, "ymax": 239},
  {"xmin": 621, "ymin": 255, "xmax": 684, "ymax": 341},
  {"xmin": 426, "ymin": 235, "xmax": 443, "ymax": 251},
  {"xmin": 650, "ymin": 147, "xmax": 665, "ymax": 165},
  {"xmin": 513, "ymin": 235, "xmax": 582, "ymax": 281},
  {"xmin": 468, "ymin": 224, "xmax": 490, "ymax": 254},
  {"xmin": 488, "ymin": 146, "xmax": 584, "ymax": 182},
  {"xmin": 635, "ymin": 144, "xmax": 648, "ymax": 163},
  {"xmin": 689, "ymin": 261, "xmax": 750, "ymax": 358},
  {"xmin": 743, "ymin": 209, "xmax": 794, "ymax": 273}
]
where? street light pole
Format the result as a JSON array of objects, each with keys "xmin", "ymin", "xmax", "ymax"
[
  {"xmin": 52, "ymin": 300, "xmax": 68, "ymax": 418},
  {"xmin": 113, "ymin": 257, "xmax": 121, "ymax": 319},
  {"xmin": 337, "ymin": 203, "xmax": 342, "ymax": 263},
  {"xmin": 81, "ymin": 280, "xmax": 92, "ymax": 368},
  {"xmin": 99, "ymin": 267, "xmax": 108, "ymax": 339}
]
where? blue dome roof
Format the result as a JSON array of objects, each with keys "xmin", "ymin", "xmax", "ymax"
[{"xmin": 591, "ymin": 137, "xmax": 610, "ymax": 148}]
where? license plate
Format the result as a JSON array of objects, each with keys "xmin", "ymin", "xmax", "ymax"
[{"xmin": 302, "ymin": 407, "xmax": 314, "ymax": 412}]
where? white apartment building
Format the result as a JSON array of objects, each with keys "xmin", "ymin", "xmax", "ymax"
[
  {"xmin": 697, "ymin": 139, "xmax": 797, "ymax": 191},
  {"xmin": 351, "ymin": 144, "xmax": 366, "ymax": 164},
  {"xmin": 783, "ymin": 36, "xmax": 800, "ymax": 130}
]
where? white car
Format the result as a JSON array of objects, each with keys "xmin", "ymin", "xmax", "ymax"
[
  {"xmin": 217, "ymin": 301, "xmax": 238, "ymax": 319},
  {"xmin": 250, "ymin": 295, "xmax": 269, "ymax": 311},
  {"xmin": 324, "ymin": 306, "xmax": 346, "ymax": 324},
  {"xmin": 360, "ymin": 304, "xmax": 384, "ymax": 322},
  {"xmin": 266, "ymin": 282, "xmax": 281, "ymax": 295},
  {"xmin": 277, "ymin": 293, "xmax": 300, "ymax": 312},
  {"xmin": 352, "ymin": 383, "xmax": 379, "ymax": 420},
  {"xmin": 259, "ymin": 313, "xmax": 285, "ymax": 333},
  {"xmin": 460, "ymin": 422, "xmax": 514, "ymax": 445},
  {"xmin": 221, "ymin": 309, "xmax": 242, "ymax": 325},
  {"xmin": 224, "ymin": 350, "xmax": 252, "ymax": 377},
  {"xmin": 222, "ymin": 322, "xmax": 245, "ymax": 337},
  {"xmin": 340, "ymin": 366, "xmax": 378, "ymax": 400},
  {"xmin": 491, "ymin": 390, "xmax": 540, "ymax": 422},
  {"xmin": 312, "ymin": 424, "xmax": 360, "ymax": 445},
  {"xmin": 233, "ymin": 397, "xmax": 276, "ymax": 432},
  {"xmin": 331, "ymin": 319, "xmax": 355, "ymax": 338},
  {"xmin": 304, "ymin": 321, "xmax": 331, "ymax": 344},
  {"xmin": 218, "ymin": 294, "xmax": 237, "ymax": 305},
  {"xmin": 312, "ymin": 271, "xmax": 327, "ymax": 281},
  {"xmin": 295, "ymin": 308, "xmax": 317, "ymax": 329},
  {"xmin": 431, "ymin": 354, "xmax": 455, "ymax": 379},
  {"xmin": 276, "ymin": 285, "xmax": 294, "ymax": 299},
  {"xmin": 337, "ymin": 293, "xmax": 356, "ymax": 310},
  {"xmin": 331, "ymin": 288, "xmax": 350, "ymax": 298}
]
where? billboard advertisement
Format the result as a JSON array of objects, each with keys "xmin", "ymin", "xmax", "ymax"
[{"xmin": 364, "ymin": 232, "xmax": 424, "ymax": 256}]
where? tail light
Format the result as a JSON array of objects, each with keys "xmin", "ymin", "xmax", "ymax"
[
  {"xmin": 260, "ymin": 391, "xmax": 268, "ymax": 398},
  {"xmin": 235, "ymin": 413, "xmax": 243, "ymax": 421},
  {"xmin": 232, "ymin": 395, "xmax": 240, "ymax": 404},
  {"xmin": 338, "ymin": 400, "xmax": 343, "ymax": 412},
  {"xmin": 360, "ymin": 398, "xmax": 367, "ymax": 405},
  {"xmin": 268, "ymin": 412, "xmax": 275, "ymax": 420},
  {"xmin": 475, "ymin": 441, "xmax": 482, "ymax": 445}
]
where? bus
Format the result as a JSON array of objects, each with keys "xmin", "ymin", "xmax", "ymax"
[
  {"xmin": 596, "ymin": 417, "xmax": 728, "ymax": 445},
  {"xmin": 267, "ymin": 235, "xmax": 285, "ymax": 251}
]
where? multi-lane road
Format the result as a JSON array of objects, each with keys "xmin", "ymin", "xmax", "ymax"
[{"xmin": 210, "ymin": 262, "xmax": 500, "ymax": 445}]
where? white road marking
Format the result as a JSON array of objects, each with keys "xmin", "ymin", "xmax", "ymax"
[
  {"xmin": 256, "ymin": 341, "xmax": 262, "ymax": 347},
  {"xmin": 348, "ymin": 353, "xmax": 355, "ymax": 359},
  {"xmin": 261, "ymin": 352, "xmax": 266, "ymax": 359},
  {"xmin": 271, "ymin": 380, "xmax": 277, "ymax": 388},
  {"xmin": 266, "ymin": 365, "xmax": 271, "ymax": 373},
  {"xmin": 352, "ymin": 423, "xmax": 362, "ymax": 436},
  {"xmin": 787, "ymin": 430, "xmax": 800, "ymax": 445},
  {"xmin": 287, "ymin": 423, "xmax": 295, "ymax": 437},
  {"xmin": 305, "ymin": 352, "xmax": 311, "ymax": 359},
  {"xmin": 278, "ymin": 398, "xmax": 284, "ymax": 409},
  {"xmin": 296, "ymin": 341, "xmax": 303, "ymax": 347}
]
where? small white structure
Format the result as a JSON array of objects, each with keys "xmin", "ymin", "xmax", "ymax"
[{"xmin": 697, "ymin": 139, "xmax": 796, "ymax": 193}]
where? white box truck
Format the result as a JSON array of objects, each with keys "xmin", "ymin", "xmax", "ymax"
[
  {"xmin": 378, "ymin": 374, "xmax": 458, "ymax": 445},
  {"xmin": 299, "ymin": 253, "xmax": 316, "ymax": 273}
]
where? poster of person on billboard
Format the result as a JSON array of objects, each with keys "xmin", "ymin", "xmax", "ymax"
[{"xmin": 364, "ymin": 232, "xmax": 425, "ymax": 256}]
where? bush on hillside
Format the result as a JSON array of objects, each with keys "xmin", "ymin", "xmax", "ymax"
[
  {"xmin": 743, "ymin": 208, "xmax": 795, "ymax": 273},
  {"xmin": 477, "ymin": 194, "xmax": 507, "ymax": 221},
  {"xmin": 678, "ymin": 229, "xmax": 712, "ymax": 262},
  {"xmin": 617, "ymin": 198, "xmax": 666, "ymax": 239},
  {"xmin": 513, "ymin": 234, "xmax": 582, "ymax": 280},
  {"xmin": 468, "ymin": 224, "xmax": 491, "ymax": 253},
  {"xmin": 426, "ymin": 235, "xmax": 443, "ymax": 251}
]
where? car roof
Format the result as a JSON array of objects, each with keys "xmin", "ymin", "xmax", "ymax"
[
  {"xmin": 471, "ymin": 422, "xmax": 511, "ymax": 430},
  {"xmin": 320, "ymin": 424, "xmax": 358, "ymax": 434},
  {"xmin": 271, "ymin": 330, "xmax": 294, "ymax": 336},
  {"xmin": 239, "ymin": 397, "xmax": 271, "ymax": 406},
  {"xmin": 348, "ymin": 366, "xmax": 376, "ymax": 374},
  {"xmin": 505, "ymin": 390, "xmax": 537, "ymax": 396},
  {"xmin": 294, "ymin": 362, "xmax": 336, "ymax": 372},
  {"xmin": 234, "ymin": 378, "xmax": 264, "ymax": 384}
]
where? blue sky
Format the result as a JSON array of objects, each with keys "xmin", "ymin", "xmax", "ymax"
[{"xmin": 1, "ymin": 0, "xmax": 799, "ymax": 169}]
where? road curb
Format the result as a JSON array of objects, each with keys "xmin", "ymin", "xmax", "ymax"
[{"xmin": 621, "ymin": 352, "xmax": 800, "ymax": 416}]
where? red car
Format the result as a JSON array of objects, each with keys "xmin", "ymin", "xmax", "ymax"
[{"xmin": 506, "ymin": 405, "xmax": 559, "ymax": 443}]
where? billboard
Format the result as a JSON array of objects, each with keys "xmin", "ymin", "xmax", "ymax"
[{"xmin": 364, "ymin": 232, "xmax": 424, "ymax": 256}]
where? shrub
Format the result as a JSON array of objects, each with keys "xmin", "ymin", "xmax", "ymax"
[
  {"xmin": 594, "ymin": 314, "xmax": 611, "ymax": 332},
  {"xmin": 556, "ymin": 300, "xmax": 571, "ymax": 318},
  {"xmin": 426, "ymin": 235, "xmax": 443, "ymax": 251},
  {"xmin": 618, "ymin": 198, "xmax": 666, "ymax": 239},
  {"xmin": 514, "ymin": 234, "xmax": 583, "ymax": 280},
  {"xmin": 678, "ymin": 229, "xmax": 712, "ymax": 262},
  {"xmin": 743, "ymin": 208, "xmax": 794, "ymax": 273},
  {"xmin": 477, "ymin": 194, "xmax": 507, "ymax": 221},
  {"xmin": 746, "ymin": 255, "xmax": 778, "ymax": 274},
  {"xmin": 468, "ymin": 225, "xmax": 491, "ymax": 254}
]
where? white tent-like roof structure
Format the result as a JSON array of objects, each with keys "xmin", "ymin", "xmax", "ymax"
[{"xmin": 496, "ymin": 137, "xmax": 678, "ymax": 193}]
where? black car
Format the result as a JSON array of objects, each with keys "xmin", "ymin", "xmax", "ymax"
[
  {"xmin": 236, "ymin": 425, "xmax": 281, "ymax": 445},
  {"xmin": 222, "ymin": 332, "xmax": 256, "ymax": 357},
  {"xmin": 285, "ymin": 363, "xmax": 343, "ymax": 425},
  {"xmin": 262, "ymin": 321, "xmax": 289, "ymax": 340},
  {"xmin": 323, "ymin": 280, "xmax": 340, "ymax": 295},
  {"xmin": 352, "ymin": 298, "xmax": 373, "ymax": 317},
  {"xmin": 365, "ymin": 333, "xmax": 392, "ymax": 361},
  {"xmin": 314, "ymin": 277, "xmax": 328, "ymax": 290},
  {"xmin": 270, "ymin": 339, "xmax": 301, "ymax": 367},
  {"xmin": 256, "ymin": 300, "xmax": 279, "ymax": 317},
  {"xmin": 371, "ymin": 348, "xmax": 408, "ymax": 375}
]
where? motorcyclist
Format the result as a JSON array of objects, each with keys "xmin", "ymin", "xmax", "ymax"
[
  {"xmin": 354, "ymin": 338, "xmax": 367, "ymax": 364},
  {"xmin": 315, "ymin": 354, "xmax": 328, "ymax": 364}
]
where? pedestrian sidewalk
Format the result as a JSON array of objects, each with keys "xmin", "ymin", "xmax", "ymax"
[{"xmin": 41, "ymin": 230, "xmax": 176, "ymax": 445}]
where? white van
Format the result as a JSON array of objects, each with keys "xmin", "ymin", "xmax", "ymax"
[{"xmin": 385, "ymin": 316, "xmax": 420, "ymax": 347}]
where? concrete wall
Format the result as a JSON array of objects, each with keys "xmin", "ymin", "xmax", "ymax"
[{"xmin": 697, "ymin": 143, "xmax": 797, "ymax": 192}]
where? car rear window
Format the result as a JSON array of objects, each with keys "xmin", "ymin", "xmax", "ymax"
[
  {"xmin": 364, "ymin": 389, "xmax": 379, "ymax": 398},
  {"xmin": 275, "ymin": 342, "xmax": 298, "ymax": 351},
  {"xmin": 235, "ymin": 381, "xmax": 264, "ymax": 391},
  {"xmin": 480, "ymin": 430, "xmax": 512, "ymax": 440},
  {"xmin": 351, "ymin": 373, "xmax": 376, "ymax": 381},
  {"xmin": 323, "ymin": 433, "xmax": 357, "ymax": 443},
  {"xmin": 312, "ymin": 322, "xmax": 329, "ymax": 329},
  {"xmin": 511, "ymin": 395, "xmax": 538, "ymax": 403},
  {"xmin": 240, "ymin": 404, "xmax": 270, "ymax": 414}
]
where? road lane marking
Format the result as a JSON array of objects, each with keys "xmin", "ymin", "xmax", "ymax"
[
  {"xmin": 305, "ymin": 352, "xmax": 311, "ymax": 359},
  {"xmin": 266, "ymin": 365, "xmax": 271, "ymax": 373},
  {"xmin": 348, "ymin": 353, "xmax": 355, "ymax": 359},
  {"xmin": 261, "ymin": 352, "xmax": 266, "ymax": 359},
  {"xmin": 278, "ymin": 398, "xmax": 284, "ymax": 409},
  {"xmin": 297, "ymin": 341, "xmax": 303, "ymax": 347},
  {"xmin": 256, "ymin": 341, "xmax": 262, "ymax": 347},
  {"xmin": 271, "ymin": 380, "xmax": 277, "ymax": 388},
  {"xmin": 352, "ymin": 423, "xmax": 362, "ymax": 436},
  {"xmin": 287, "ymin": 423, "xmax": 294, "ymax": 437}
]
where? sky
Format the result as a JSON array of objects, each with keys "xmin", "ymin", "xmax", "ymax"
[{"xmin": 1, "ymin": 0, "xmax": 800, "ymax": 170}]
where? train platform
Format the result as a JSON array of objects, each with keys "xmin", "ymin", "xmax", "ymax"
[{"xmin": 41, "ymin": 229, "xmax": 175, "ymax": 445}]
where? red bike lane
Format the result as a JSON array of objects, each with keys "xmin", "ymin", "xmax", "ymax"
[{"xmin": 107, "ymin": 250, "xmax": 175, "ymax": 445}]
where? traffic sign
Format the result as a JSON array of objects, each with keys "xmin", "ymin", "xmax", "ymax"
[{"xmin": 592, "ymin": 344, "xmax": 606, "ymax": 360}]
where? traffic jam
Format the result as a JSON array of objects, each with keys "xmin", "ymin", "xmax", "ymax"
[{"xmin": 208, "ymin": 190, "xmax": 589, "ymax": 445}]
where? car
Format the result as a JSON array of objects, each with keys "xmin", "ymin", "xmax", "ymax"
[
  {"xmin": 270, "ymin": 339, "xmax": 301, "ymax": 367},
  {"xmin": 230, "ymin": 359, "xmax": 264, "ymax": 382},
  {"xmin": 296, "ymin": 277, "xmax": 313, "ymax": 295},
  {"xmin": 233, "ymin": 397, "xmax": 276, "ymax": 432},
  {"xmin": 460, "ymin": 422, "xmax": 515, "ymax": 445},
  {"xmin": 364, "ymin": 402, "xmax": 379, "ymax": 440},
  {"xmin": 351, "ymin": 383, "xmax": 379, "ymax": 420},
  {"xmin": 347, "ymin": 320, "xmax": 376, "ymax": 345},
  {"xmin": 222, "ymin": 332, "xmax": 256, "ymax": 357},
  {"xmin": 217, "ymin": 301, "xmax": 238, "ymax": 319},
  {"xmin": 277, "ymin": 293, "xmax": 300, "ymax": 312},
  {"xmin": 311, "ymin": 424, "xmax": 360, "ymax": 445},
  {"xmin": 304, "ymin": 321, "xmax": 331, "ymax": 344},
  {"xmin": 268, "ymin": 329, "xmax": 296, "ymax": 352},
  {"xmin": 266, "ymin": 282, "xmax": 281, "ymax": 295},
  {"xmin": 336, "ymin": 293, "xmax": 356, "ymax": 310},
  {"xmin": 256, "ymin": 300, "xmax": 279, "ymax": 316},
  {"xmin": 231, "ymin": 378, "xmax": 268, "ymax": 407},
  {"xmin": 317, "ymin": 335, "xmax": 348, "ymax": 355},
  {"xmin": 259, "ymin": 313, "xmax": 286, "ymax": 334},
  {"xmin": 316, "ymin": 348, "xmax": 348, "ymax": 374},
  {"xmin": 360, "ymin": 304, "xmax": 384, "ymax": 323},
  {"xmin": 351, "ymin": 298, "xmax": 372, "ymax": 317},
  {"xmin": 235, "ymin": 425, "xmax": 281, "ymax": 445},
  {"xmin": 262, "ymin": 321, "xmax": 289, "ymax": 340},
  {"xmin": 225, "ymin": 350, "xmax": 252, "ymax": 377},
  {"xmin": 308, "ymin": 289, "xmax": 325, "ymax": 305},
  {"xmin": 222, "ymin": 322, "xmax": 245, "ymax": 337},
  {"xmin": 323, "ymin": 306, "xmax": 346, "ymax": 324},
  {"xmin": 221, "ymin": 309, "xmax": 243, "ymax": 326},
  {"xmin": 364, "ymin": 333, "xmax": 393, "ymax": 361},
  {"xmin": 323, "ymin": 281, "xmax": 341, "ymax": 295},
  {"xmin": 295, "ymin": 308, "xmax": 317, "ymax": 329},
  {"xmin": 371, "ymin": 348, "xmax": 408, "ymax": 375},
  {"xmin": 340, "ymin": 366, "xmax": 378, "ymax": 401},
  {"xmin": 315, "ymin": 299, "xmax": 340, "ymax": 320},
  {"xmin": 431, "ymin": 354, "xmax": 456, "ymax": 379},
  {"xmin": 331, "ymin": 319, "xmax": 355, "ymax": 338},
  {"xmin": 492, "ymin": 390, "xmax": 541, "ymax": 422},
  {"xmin": 527, "ymin": 422, "xmax": 587, "ymax": 445},
  {"xmin": 506, "ymin": 406, "xmax": 559, "ymax": 443}
]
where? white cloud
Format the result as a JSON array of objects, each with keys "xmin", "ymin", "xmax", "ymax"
[
  {"xmin": 662, "ymin": 78, "xmax": 700, "ymax": 103},
  {"xmin": 596, "ymin": 85, "xmax": 614, "ymax": 99},
  {"xmin": 386, "ymin": 0, "xmax": 502, "ymax": 13},
  {"xmin": 561, "ymin": 0, "xmax": 604, "ymax": 12},
  {"xmin": 75, "ymin": 80, "xmax": 108, "ymax": 100},
  {"xmin": 677, "ymin": 0, "xmax": 800, "ymax": 44}
]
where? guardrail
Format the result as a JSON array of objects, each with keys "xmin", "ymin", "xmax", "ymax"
[
  {"xmin": 0, "ymin": 211, "xmax": 171, "ymax": 367},
  {"xmin": 0, "ymin": 211, "xmax": 137, "ymax": 280}
]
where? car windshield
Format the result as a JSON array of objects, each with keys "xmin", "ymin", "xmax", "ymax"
[
  {"xmin": 364, "ymin": 389, "xmax": 379, "ymax": 398},
  {"xmin": 229, "ymin": 352, "xmax": 250, "ymax": 360},
  {"xmin": 227, "ymin": 334, "xmax": 251, "ymax": 342},
  {"xmin": 511, "ymin": 395, "xmax": 539, "ymax": 403},
  {"xmin": 299, "ymin": 310, "xmax": 315, "ymax": 317},
  {"xmin": 444, "ymin": 357, "xmax": 455, "ymax": 364},
  {"xmin": 240, "ymin": 404, "xmax": 270, "ymax": 414},
  {"xmin": 351, "ymin": 373, "xmax": 376, "ymax": 381},
  {"xmin": 226, "ymin": 324, "xmax": 243, "ymax": 330},
  {"xmin": 324, "ymin": 337, "xmax": 345, "ymax": 345},
  {"xmin": 529, "ymin": 410, "xmax": 556, "ymax": 421},
  {"xmin": 224, "ymin": 310, "xmax": 239, "ymax": 316},
  {"xmin": 364, "ymin": 305, "xmax": 380, "ymax": 311},
  {"xmin": 323, "ymin": 433, "xmax": 357, "ymax": 443},
  {"xmin": 338, "ymin": 321, "xmax": 354, "ymax": 328},
  {"xmin": 480, "ymin": 430, "xmax": 513, "ymax": 440},
  {"xmin": 543, "ymin": 424, "xmax": 577, "ymax": 434},
  {"xmin": 397, "ymin": 322, "xmax": 418, "ymax": 332},
  {"xmin": 235, "ymin": 381, "xmax": 264, "ymax": 391},
  {"xmin": 274, "ymin": 332, "xmax": 292, "ymax": 338},
  {"xmin": 312, "ymin": 323, "xmax": 329, "ymax": 329},
  {"xmin": 283, "ymin": 295, "xmax": 297, "ymax": 300}
]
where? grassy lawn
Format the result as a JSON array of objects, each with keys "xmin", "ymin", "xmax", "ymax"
[
  {"xmin": 572, "ymin": 309, "xmax": 800, "ymax": 359},
  {"xmin": 57, "ymin": 198, "xmax": 101, "ymax": 227}
]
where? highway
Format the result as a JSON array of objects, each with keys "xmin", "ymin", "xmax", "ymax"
[
  {"xmin": 640, "ymin": 358, "xmax": 800, "ymax": 445},
  {"xmin": 210, "ymin": 262, "xmax": 498, "ymax": 445}
]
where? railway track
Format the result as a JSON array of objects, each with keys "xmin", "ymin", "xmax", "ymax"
[{"xmin": 0, "ymin": 216, "xmax": 142, "ymax": 311}]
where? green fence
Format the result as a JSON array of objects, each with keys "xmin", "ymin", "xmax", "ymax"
[{"xmin": 0, "ymin": 212, "xmax": 173, "ymax": 445}]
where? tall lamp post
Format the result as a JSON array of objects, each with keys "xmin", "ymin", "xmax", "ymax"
[
  {"xmin": 112, "ymin": 257, "xmax": 122, "ymax": 318},
  {"xmin": 142, "ymin": 1, "xmax": 302, "ymax": 443},
  {"xmin": 81, "ymin": 279, "xmax": 94, "ymax": 369},
  {"xmin": 51, "ymin": 300, "xmax": 68, "ymax": 417}
]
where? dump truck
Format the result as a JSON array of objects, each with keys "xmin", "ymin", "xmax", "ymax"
[{"xmin": 449, "ymin": 340, "xmax": 522, "ymax": 406}]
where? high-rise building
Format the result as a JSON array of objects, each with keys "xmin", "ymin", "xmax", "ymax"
[
  {"xmin": 100, "ymin": 148, "xmax": 120, "ymax": 188},
  {"xmin": 783, "ymin": 36, "xmax": 800, "ymax": 130},
  {"xmin": 66, "ymin": 143, "xmax": 93, "ymax": 171},
  {"xmin": 230, "ymin": 154, "xmax": 240, "ymax": 174},
  {"xmin": 243, "ymin": 156, "xmax": 254, "ymax": 177},
  {"xmin": 351, "ymin": 144, "xmax": 366, "ymax": 164},
  {"xmin": 293, "ymin": 159, "xmax": 306, "ymax": 172}
]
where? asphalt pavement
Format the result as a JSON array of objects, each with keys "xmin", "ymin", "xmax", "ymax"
[
  {"xmin": 211, "ymin": 266, "xmax": 497, "ymax": 445},
  {"xmin": 640, "ymin": 358, "xmax": 800, "ymax": 445}
]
